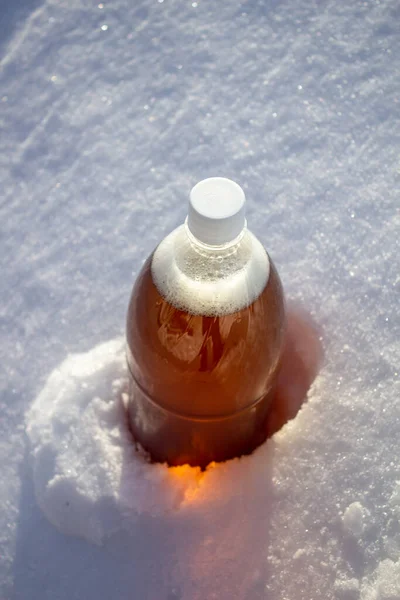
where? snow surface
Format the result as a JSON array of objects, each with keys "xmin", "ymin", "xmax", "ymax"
[{"xmin": 1, "ymin": 0, "xmax": 399, "ymax": 598}]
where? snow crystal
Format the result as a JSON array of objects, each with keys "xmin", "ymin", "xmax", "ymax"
[
  {"xmin": 342, "ymin": 502, "xmax": 367, "ymax": 538},
  {"xmin": 361, "ymin": 559, "xmax": 400, "ymax": 600},
  {"xmin": 334, "ymin": 577, "xmax": 360, "ymax": 600},
  {"xmin": 390, "ymin": 483, "xmax": 400, "ymax": 521}
]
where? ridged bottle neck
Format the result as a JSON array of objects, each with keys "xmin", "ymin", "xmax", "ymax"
[
  {"xmin": 151, "ymin": 225, "xmax": 270, "ymax": 317},
  {"xmin": 184, "ymin": 218, "xmax": 247, "ymax": 259}
]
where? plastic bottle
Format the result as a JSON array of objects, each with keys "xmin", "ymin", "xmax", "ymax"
[{"xmin": 126, "ymin": 177, "xmax": 285, "ymax": 468}]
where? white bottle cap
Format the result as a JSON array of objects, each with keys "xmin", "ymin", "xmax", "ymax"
[{"xmin": 187, "ymin": 177, "xmax": 246, "ymax": 246}]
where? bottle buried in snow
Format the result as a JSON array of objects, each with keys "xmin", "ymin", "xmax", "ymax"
[{"xmin": 126, "ymin": 177, "xmax": 285, "ymax": 468}]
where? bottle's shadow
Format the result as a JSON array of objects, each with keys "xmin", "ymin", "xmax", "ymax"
[{"xmin": 266, "ymin": 302, "xmax": 324, "ymax": 438}]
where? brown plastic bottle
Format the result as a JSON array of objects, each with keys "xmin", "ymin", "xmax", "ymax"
[{"xmin": 126, "ymin": 178, "xmax": 285, "ymax": 468}]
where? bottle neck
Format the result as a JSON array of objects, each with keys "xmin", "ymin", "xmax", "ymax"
[{"xmin": 184, "ymin": 218, "xmax": 247, "ymax": 258}]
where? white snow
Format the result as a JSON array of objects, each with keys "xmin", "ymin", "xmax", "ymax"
[
  {"xmin": 334, "ymin": 577, "xmax": 360, "ymax": 600},
  {"xmin": 361, "ymin": 559, "xmax": 400, "ymax": 600},
  {"xmin": 26, "ymin": 338, "xmax": 204, "ymax": 544},
  {"xmin": 342, "ymin": 502, "xmax": 367, "ymax": 538},
  {"xmin": 1, "ymin": 0, "xmax": 399, "ymax": 598}
]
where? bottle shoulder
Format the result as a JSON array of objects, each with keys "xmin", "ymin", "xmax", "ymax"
[{"xmin": 151, "ymin": 225, "xmax": 270, "ymax": 316}]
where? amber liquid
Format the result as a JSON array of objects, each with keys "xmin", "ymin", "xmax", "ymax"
[{"xmin": 126, "ymin": 255, "xmax": 285, "ymax": 468}]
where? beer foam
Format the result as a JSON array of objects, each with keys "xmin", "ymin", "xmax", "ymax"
[{"xmin": 151, "ymin": 225, "xmax": 270, "ymax": 316}]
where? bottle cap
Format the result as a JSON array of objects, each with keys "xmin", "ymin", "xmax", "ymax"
[{"xmin": 187, "ymin": 177, "xmax": 246, "ymax": 246}]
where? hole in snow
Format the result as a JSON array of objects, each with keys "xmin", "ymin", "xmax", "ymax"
[
  {"xmin": 25, "ymin": 303, "xmax": 322, "ymax": 544},
  {"xmin": 267, "ymin": 302, "xmax": 324, "ymax": 438}
]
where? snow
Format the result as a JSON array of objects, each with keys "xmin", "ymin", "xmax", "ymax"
[
  {"xmin": 1, "ymin": 0, "xmax": 399, "ymax": 598},
  {"xmin": 342, "ymin": 502, "xmax": 367, "ymax": 538},
  {"xmin": 361, "ymin": 559, "xmax": 400, "ymax": 600},
  {"xmin": 26, "ymin": 338, "xmax": 204, "ymax": 544}
]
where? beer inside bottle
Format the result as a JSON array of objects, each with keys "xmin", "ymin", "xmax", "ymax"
[{"xmin": 126, "ymin": 178, "xmax": 285, "ymax": 468}]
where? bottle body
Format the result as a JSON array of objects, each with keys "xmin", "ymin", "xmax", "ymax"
[{"xmin": 126, "ymin": 224, "xmax": 285, "ymax": 468}]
